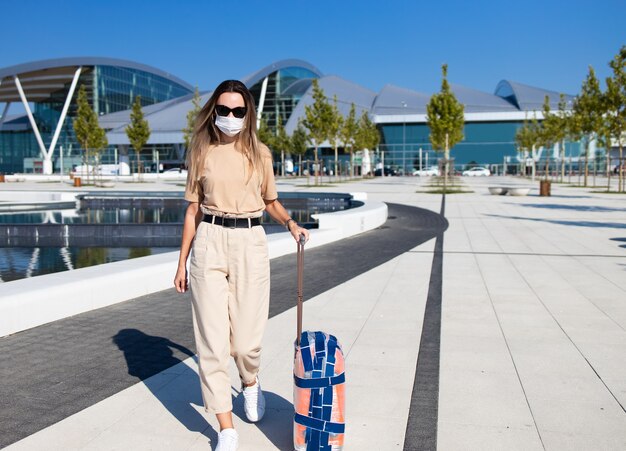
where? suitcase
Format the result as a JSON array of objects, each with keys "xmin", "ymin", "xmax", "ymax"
[{"xmin": 293, "ymin": 237, "xmax": 346, "ymax": 451}]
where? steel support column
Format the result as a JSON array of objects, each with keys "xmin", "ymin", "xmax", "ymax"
[
  {"xmin": 48, "ymin": 66, "xmax": 82, "ymax": 165},
  {"xmin": 256, "ymin": 76, "xmax": 269, "ymax": 130}
]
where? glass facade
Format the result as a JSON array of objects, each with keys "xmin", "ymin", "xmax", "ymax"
[
  {"xmin": 379, "ymin": 121, "xmax": 585, "ymax": 173},
  {"xmin": 249, "ymin": 66, "xmax": 319, "ymax": 131},
  {"xmin": 0, "ymin": 65, "xmax": 192, "ymax": 174}
]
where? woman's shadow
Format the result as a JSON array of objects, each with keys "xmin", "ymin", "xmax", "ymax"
[
  {"xmin": 112, "ymin": 329, "xmax": 215, "ymax": 443},
  {"xmin": 113, "ymin": 328, "xmax": 294, "ymax": 449}
]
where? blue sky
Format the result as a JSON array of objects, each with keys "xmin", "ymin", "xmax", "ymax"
[{"xmin": 1, "ymin": 0, "xmax": 625, "ymax": 97}]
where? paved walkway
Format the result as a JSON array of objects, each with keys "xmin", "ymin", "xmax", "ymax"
[{"xmin": 2, "ymin": 176, "xmax": 626, "ymax": 450}]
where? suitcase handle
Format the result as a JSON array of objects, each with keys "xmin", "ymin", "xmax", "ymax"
[{"xmin": 296, "ymin": 235, "xmax": 305, "ymax": 346}]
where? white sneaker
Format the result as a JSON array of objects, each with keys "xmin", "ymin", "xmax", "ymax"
[
  {"xmin": 215, "ymin": 428, "xmax": 238, "ymax": 451},
  {"xmin": 243, "ymin": 376, "xmax": 266, "ymax": 422}
]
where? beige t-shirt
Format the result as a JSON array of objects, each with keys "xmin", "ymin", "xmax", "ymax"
[{"xmin": 184, "ymin": 141, "xmax": 278, "ymax": 217}]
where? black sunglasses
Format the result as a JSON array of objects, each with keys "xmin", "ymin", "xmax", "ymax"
[{"xmin": 215, "ymin": 105, "xmax": 247, "ymax": 119}]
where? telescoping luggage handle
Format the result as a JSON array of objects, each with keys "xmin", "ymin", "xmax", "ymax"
[{"xmin": 296, "ymin": 235, "xmax": 305, "ymax": 346}]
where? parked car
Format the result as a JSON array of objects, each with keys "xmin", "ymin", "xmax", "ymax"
[
  {"xmin": 164, "ymin": 167, "xmax": 188, "ymax": 174},
  {"xmin": 462, "ymin": 167, "xmax": 491, "ymax": 177},
  {"xmin": 413, "ymin": 166, "xmax": 440, "ymax": 176},
  {"xmin": 374, "ymin": 166, "xmax": 398, "ymax": 176}
]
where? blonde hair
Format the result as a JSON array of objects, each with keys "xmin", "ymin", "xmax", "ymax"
[{"xmin": 185, "ymin": 80, "xmax": 264, "ymax": 197}]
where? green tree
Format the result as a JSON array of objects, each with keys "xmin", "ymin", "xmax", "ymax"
[
  {"xmin": 515, "ymin": 116, "xmax": 541, "ymax": 179},
  {"xmin": 354, "ymin": 111, "xmax": 380, "ymax": 176},
  {"xmin": 571, "ymin": 66, "xmax": 604, "ymax": 187},
  {"xmin": 274, "ymin": 116, "xmax": 291, "ymax": 176},
  {"xmin": 258, "ymin": 116, "xmax": 276, "ymax": 150},
  {"xmin": 426, "ymin": 64, "xmax": 465, "ymax": 190},
  {"xmin": 302, "ymin": 79, "xmax": 333, "ymax": 185},
  {"xmin": 339, "ymin": 103, "xmax": 358, "ymax": 178},
  {"xmin": 73, "ymin": 84, "xmax": 108, "ymax": 185},
  {"xmin": 125, "ymin": 95, "xmax": 151, "ymax": 177},
  {"xmin": 605, "ymin": 45, "xmax": 626, "ymax": 192},
  {"xmin": 555, "ymin": 94, "xmax": 572, "ymax": 182},
  {"xmin": 327, "ymin": 95, "xmax": 344, "ymax": 179},
  {"xmin": 182, "ymin": 87, "xmax": 202, "ymax": 153},
  {"xmin": 290, "ymin": 122, "xmax": 308, "ymax": 176},
  {"xmin": 540, "ymin": 95, "xmax": 560, "ymax": 181}
]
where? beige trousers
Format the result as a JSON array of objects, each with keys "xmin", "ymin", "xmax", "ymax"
[{"xmin": 189, "ymin": 221, "xmax": 270, "ymax": 414}]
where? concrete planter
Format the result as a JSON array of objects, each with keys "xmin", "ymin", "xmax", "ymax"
[
  {"xmin": 488, "ymin": 187, "xmax": 508, "ymax": 195},
  {"xmin": 508, "ymin": 188, "xmax": 530, "ymax": 196}
]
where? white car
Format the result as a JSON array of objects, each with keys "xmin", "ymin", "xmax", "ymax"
[
  {"xmin": 462, "ymin": 167, "xmax": 491, "ymax": 177},
  {"xmin": 413, "ymin": 166, "xmax": 440, "ymax": 176}
]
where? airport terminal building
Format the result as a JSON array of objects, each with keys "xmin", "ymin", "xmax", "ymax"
[{"xmin": 0, "ymin": 57, "xmax": 586, "ymax": 175}]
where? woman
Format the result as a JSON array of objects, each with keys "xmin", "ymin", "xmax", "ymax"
[{"xmin": 174, "ymin": 80, "xmax": 309, "ymax": 451}]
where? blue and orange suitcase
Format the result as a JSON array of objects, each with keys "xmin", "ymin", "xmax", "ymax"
[{"xmin": 293, "ymin": 238, "xmax": 346, "ymax": 450}]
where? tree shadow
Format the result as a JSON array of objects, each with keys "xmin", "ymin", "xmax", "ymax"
[
  {"xmin": 112, "ymin": 329, "xmax": 214, "ymax": 441},
  {"xmin": 610, "ymin": 237, "xmax": 626, "ymax": 249},
  {"xmin": 485, "ymin": 214, "xmax": 626, "ymax": 230},
  {"xmin": 512, "ymin": 203, "xmax": 626, "ymax": 213}
]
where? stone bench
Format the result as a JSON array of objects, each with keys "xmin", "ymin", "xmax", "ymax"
[{"xmin": 488, "ymin": 187, "xmax": 530, "ymax": 196}]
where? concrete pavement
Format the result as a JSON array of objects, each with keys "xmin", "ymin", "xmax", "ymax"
[{"xmin": 2, "ymin": 175, "xmax": 626, "ymax": 450}]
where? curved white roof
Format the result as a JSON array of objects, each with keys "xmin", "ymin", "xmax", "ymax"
[
  {"xmin": 372, "ymin": 84, "xmax": 431, "ymax": 116},
  {"xmin": 241, "ymin": 59, "xmax": 322, "ymax": 87},
  {"xmin": 495, "ymin": 80, "xmax": 575, "ymax": 111},
  {"xmin": 0, "ymin": 57, "xmax": 193, "ymax": 103},
  {"xmin": 285, "ymin": 75, "xmax": 377, "ymax": 134}
]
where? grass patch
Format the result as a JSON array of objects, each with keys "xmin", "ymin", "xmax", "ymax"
[
  {"xmin": 590, "ymin": 190, "xmax": 626, "ymax": 194},
  {"xmin": 303, "ymin": 184, "xmax": 338, "ymax": 187}
]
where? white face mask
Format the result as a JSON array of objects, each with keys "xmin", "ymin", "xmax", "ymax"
[{"xmin": 215, "ymin": 114, "xmax": 244, "ymax": 137}]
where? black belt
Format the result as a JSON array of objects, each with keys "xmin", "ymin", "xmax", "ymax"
[{"xmin": 203, "ymin": 214, "xmax": 261, "ymax": 228}]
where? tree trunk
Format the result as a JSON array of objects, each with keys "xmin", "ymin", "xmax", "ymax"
[
  {"xmin": 579, "ymin": 140, "xmax": 589, "ymax": 187},
  {"xmin": 606, "ymin": 143, "xmax": 611, "ymax": 192},
  {"xmin": 531, "ymin": 145, "xmax": 536, "ymax": 182},
  {"xmin": 334, "ymin": 145, "xmax": 338, "ymax": 182},
  {"xmin": 560, "ymin": 140, "xmax": 565, "ymax": 183},
  {"xmin": 298, "ymin": 154, "xmax": 302, "ymax": 177},
  {"xmin": 617, "ymin": 146, "xmax": 624, "ymax": 193},
  {"xmin": 350, "ymin": 151, "xmax": 354, "ymax": 179},
  {"xmin": 314, "ymin": 146, "xmax": 319, "ymax": 186},
  {"xmin": 444, "ymin": 134, "xmax": 449, "ymax": 194}
]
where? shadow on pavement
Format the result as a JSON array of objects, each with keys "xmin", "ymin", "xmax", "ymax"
[
  {"xmin": 486, "ymin": 214, "xmax": 626, "ymax": 230},
  {"xmin": 112, "ymin": 329, "xmax": 214, "ymax": 442},
  {"xmin": 514, "ymin": 203, "xmax": 626, "ymax": 213}
]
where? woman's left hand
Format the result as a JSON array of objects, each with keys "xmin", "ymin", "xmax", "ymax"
[{"xmin": 289, "ymin": 222, "xmax": 310, "ymax": 244}]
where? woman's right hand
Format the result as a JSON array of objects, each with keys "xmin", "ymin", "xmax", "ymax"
[{"xmin": 174, "ymin": 266, "xmax": 188, "ymax": 293}]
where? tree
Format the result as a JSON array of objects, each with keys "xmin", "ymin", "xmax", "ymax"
[
  {"xmin": 327, "ymin": 95, "xmax": 344, "ymax": 179},
  {"xmin": 540, "ymin": 95, "xmax": 560, "ymax": 181},
  {"xmin": 290, "ymin": 122, "xmax": 308, "ymax": 176},
  {"xmin": 258, "ymin": 117, "xmax": 276, "ymax": 150},
  {"xmin": 571, "ymin": 66, "xmax": 604, "ymax": 187},
  {"xmin": 182, "ymin": 87, "xmax": 201, "ymax": 153},
  {"xmin": 605, "ymin": 45, "xmax": 626, "ymax": 192},
  {"xmin": 555, "ymin": 94, "xmax": 572, "ymax": 182},
  {"xmin": 339, "ymin": 103, "xmax": 358, "ymax": 178},
  {"xmin": 426, "ymin": 64, "xmax": 465, "ymax": 191},
  {"xmin": 274, "ymin": 116, "xmax": 291, "ymax": 176},
  {"xmin": 515, "ymin": 116, "xmax": 541, "ymax": 178},
  {"xmin": 354, "ymin": 110, "xmax": 380, "ymax": 176},
  {"xmin": 302, "ymin": 79, "xmax": 333, "ymax": 185},
  {"xmin": 125, "ymin": 95, "xmax": 151, "ymax": 177},
  {"xmin": 73, "ymin": 84, "xmax": 108, "ymax": 185}
]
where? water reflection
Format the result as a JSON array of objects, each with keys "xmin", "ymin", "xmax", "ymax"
[
  {"xmin": 0, "ymin": 247, "xmax": 177, "ymax": 283},
  {"xmin": 0, "ymin": 194, "xmax": 356, "ymax": 282}
]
